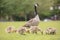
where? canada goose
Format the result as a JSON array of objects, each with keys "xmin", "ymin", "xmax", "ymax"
[
  {"xmin": 29, "ymin": 26, "xmax": 43, "ymax": 34},
  {"xmin": 45, "ymin": 27, "xmax": 56, "ymax": 35},
  {"xmin": 23, "ymin": 3, "xmax": 40, "ymax": 28},
  {"xmin": 5, "ymin": 26, "xmax": 16, "ymax": 33},
  {"xmin": 17, "ymin": 27, "xmax": 27, "ymax": 35}
]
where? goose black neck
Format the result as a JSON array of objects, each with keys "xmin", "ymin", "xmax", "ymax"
[{"xmin": 34, "ymin": 5, "xmax": 38, "ymax": 15}]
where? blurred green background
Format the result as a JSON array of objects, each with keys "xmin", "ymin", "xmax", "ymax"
[{"xmin": 0, "ymin": 0, "xmax": 60, "ymax": 21}]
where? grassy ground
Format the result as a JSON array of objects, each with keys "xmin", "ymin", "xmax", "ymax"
[{"xmin": 0, "ymin": 21, "xmax": 60, "ymax": 40}]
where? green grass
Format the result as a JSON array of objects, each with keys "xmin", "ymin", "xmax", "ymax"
[{"xmin": 0, "ymin": 21, "xmax": 60, "ymax": 40}]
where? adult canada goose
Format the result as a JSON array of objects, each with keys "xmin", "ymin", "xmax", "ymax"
[{"xmin": 23, "ymin": 3, "xmax": 40, "ymax": 28}]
